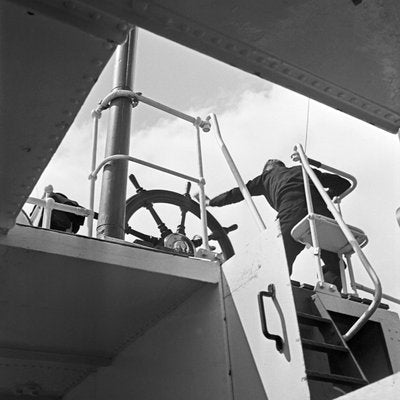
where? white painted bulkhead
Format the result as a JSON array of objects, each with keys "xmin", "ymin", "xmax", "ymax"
[{"xmin": 62, "ymin": 228, "xmax": 309, "ymax": 399}]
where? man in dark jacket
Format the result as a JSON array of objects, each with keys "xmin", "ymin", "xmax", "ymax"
[{"xmin": 208, "ymin": 159, "xmax": 351, "ymax": 291}]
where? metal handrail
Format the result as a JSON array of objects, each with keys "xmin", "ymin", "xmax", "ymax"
[
  {"xmin": 355, "ymin": 283, "xmax": 400, "ymax": 306},
  {"xmin": 306, "ymin": 157, "xmax": 357, "ymax": 201},
  {"xmin": 207, "ymin": 113, "xmax": 266, "ymax": 232},
  {"xmin": 95, "ymin": 89, "xmax": 211, "ymax": 132},
  {"xmin": 293, "ymin": 143, "xmax": 382, "ymax": 341},
  {"xmin": 26, "ymin": 196, "xmax": 93, "ymax": 229},
  {"xmin": 88, "ymin": 151, "xmax": 214, "ymax": 254},
  {"xmin": 90, "ymin": 90, "xmax": 212, "ymax": 248}
]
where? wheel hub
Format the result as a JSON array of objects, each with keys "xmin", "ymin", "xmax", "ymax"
[{"xmin": 163, "ymin": 233, "xmax": 196, "ymax": 256}]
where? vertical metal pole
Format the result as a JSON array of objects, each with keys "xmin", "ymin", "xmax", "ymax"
[
  {"xmin": 300, "ymin": 165, "xmax": 324, "ymax": 284},
  {"xmin": 194, "ymin": 122, "xmax": 209, "ymax": 250},
  {"xmin": 97, "ymin": 28, "xmax": 137, "ymax": 239}
]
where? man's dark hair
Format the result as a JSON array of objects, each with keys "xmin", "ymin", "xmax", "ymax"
[{"xmin": 263, "ymin": 159, "xmax": 286, "ymax": 173}]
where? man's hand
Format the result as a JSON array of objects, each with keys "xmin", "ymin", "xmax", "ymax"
[{"xmin": 194, "ymin": 192, "xmax": 210, "ymax": 206}]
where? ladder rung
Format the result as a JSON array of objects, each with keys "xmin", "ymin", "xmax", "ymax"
[
  {"xmin": 306, "ymin": 370, "xmax": 367, "ymax": 386},
  {"xmin": 301, "ymin": 338, "xmax": 347, "ymax": 353},
  {"xmin": 297, "ymin": 312, "xmax": 332, "ymax": 326}
]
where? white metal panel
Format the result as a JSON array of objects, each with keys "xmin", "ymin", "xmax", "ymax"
[
  {"xmin": 0, "ymin": 0, "xmax": 127, "ymax": 231},
  {"xmin": 223, "ymin": 293, "xmax": 269, "ymax": 400},
  {"xmin": 66, "ymin": 284, "xmax": 233, "ymax": 400},
  {"xmin": 223, "ymin": 229, "xmax": 310, "ymax": 399},
  {"xmin": 81, "ymin": 0, "xmax": 400, "ymax": 133},
  {"xmin": 0, "ymin": 225, "xmax": 219, "ymax": 397},
  {"xmin": 338, "ymin": 371, "xmax": 400, "ymax": 400}
]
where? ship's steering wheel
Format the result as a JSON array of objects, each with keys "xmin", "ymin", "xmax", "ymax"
[{"xmin": 124, "ymin": 174, "xmax": 235, "ymax": 261}]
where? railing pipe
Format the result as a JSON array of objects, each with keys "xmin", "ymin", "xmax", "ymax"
[
  {"xmin": 26, "ymin": 197, "xmax": 92, "ymax": 217},
  {"xmin": 306, "ymin": 158, "xmax": 357, "ymax": 200},
  {"xmin": 194, "ymin": 120, "xmax": 209, "ymax": 250},
  {"xmin": 42, "ymin": 197, "xmax": 55, "ymax": 229},
  {"xmin": 345, "ymin": 253, "xmax": 358, "ymax": 295},
  {"xmin": 90, "ymin": 154, "xmax": 201, "ymax": 184},
  {"xmin": 96, "ymin": 89, "xmax": 211, "ymax": 132},
  {"xmin": 294, "ymin": 143, "xmax": 382, "ymax": 341},
  {"xmin": 339, "ymin": 257, "xmax": 348, "ymax": 295},
  {"xmin": 301, "ymin": 165, "xmax": 324, "ymax": 284},
  {"xmin": 89, "ymin": 154, "xmax": 206, "ymax": 244},
  {"xmin": 92, "ymin": 89, "xmax": 211, "ymax": 247},
  {"xmin": 355, "ymin": 283, "xmax": 400, "ymax": 306},
  {"xmin": 208, "ymin": 113, "xmax": 266, "ymax": 232},
  {"xmin": 30, "ymin": 186, "xmax": 51, "ymax": 224},
  {"xmin": 88, "ymin": 110, "xmax": 101, "ymax": 237}
]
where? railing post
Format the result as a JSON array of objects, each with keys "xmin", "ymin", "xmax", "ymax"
[
  {"xmin": 300, "ymin": 165, "xmax": 324, "ymax": 284},
  {"xmin": 194, "ymin": 120, "xmax": 209, "ymax": 250},
  {"xmin": 346, "ymin": 253, "xmax": 358, "ymax": 295},
  {"xmin": 42, "ymin": 185, "xmax": 54, "ymax": 229},
  {"xmin": 339, "ymin": 256, "xmax": 348, "ymax": 295}
]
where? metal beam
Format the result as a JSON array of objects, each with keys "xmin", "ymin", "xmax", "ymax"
[{"xmin": 0, "ymin": 347, "xmax": 111, "ymax": 367}]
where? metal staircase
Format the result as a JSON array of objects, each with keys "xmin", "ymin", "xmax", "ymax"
[{"xmin": 292, "ymin": 283, "xmax": 369, "ymax": 399}]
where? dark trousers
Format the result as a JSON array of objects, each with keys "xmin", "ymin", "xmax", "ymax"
[{"xmin": 280, "ymin": 205, "xmax": 343, "ymax": 291}]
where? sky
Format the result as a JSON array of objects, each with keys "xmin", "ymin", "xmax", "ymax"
[{"xmin": 30, "ymin": 29, "xmax": 400, "ymax": 312}]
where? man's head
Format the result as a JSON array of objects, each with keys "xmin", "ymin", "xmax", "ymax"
[{"xmin": 263, "ymin": 159, "xmax": 286, "ymax": 173}]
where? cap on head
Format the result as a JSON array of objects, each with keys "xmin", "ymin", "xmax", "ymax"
[{"xmin": 263, "ymin": 159, "xmax": 285, "ymax": 172}]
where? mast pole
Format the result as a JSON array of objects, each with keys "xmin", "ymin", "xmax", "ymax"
[{"xmin": 97, "ymin": 28, "xmax": 137, "ymax": 239}]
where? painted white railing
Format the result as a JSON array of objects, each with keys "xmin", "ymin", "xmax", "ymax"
[
  {"xmin": 293, "ymin": 143, "xmax": 382, "ymax": 341},
  {"xmin": 89, "ymin": 90, "xmax": 211, "ymax": 249},
  {"xmin": 26, "ymin": 185, "xmax": 93, "ymax": 230}
]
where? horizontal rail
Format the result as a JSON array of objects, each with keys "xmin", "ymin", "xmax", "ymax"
[
  {"xmin": 88, "ymin": 154, "xmax": 207, "ymax": 243},
  {"xmin": 356, "ymin": 283, "xmax": 400, "ymax": 306},
  {"xmin": 90, "ymin": 92, "xmax": 212, "ymax": 251},
  {"xmin": 89, "ymin": 154, "xmax": 202, "ymax": 184},
  {"xmin": 294, "ymin": 143, "xmax": 382, "ymax": 341},
  {"xmin": 26, "ymin": 197, "xmax": 92, "ymax": 217},
  {"xmin": 26, "ymin": 197, "xmax": 93, "ymax": 230},
  {"xmin": 96, "ymin": 89, "xmax": 211, "ymax": 132}
]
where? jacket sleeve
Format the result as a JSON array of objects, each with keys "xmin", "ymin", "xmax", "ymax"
[
  {"xmin": 209, "ymin": 175, "xmax": 264, "ymax": 207},
  {"xmin": 315, "ymin": 170, "xmax": 351, "ymax": 198}
]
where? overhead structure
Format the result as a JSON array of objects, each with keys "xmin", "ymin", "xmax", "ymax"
[{"xmin": 1, "ymin": 0, "xmax": 400, "ymax": 230}]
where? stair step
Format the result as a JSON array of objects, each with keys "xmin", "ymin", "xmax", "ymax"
[
  {"xmin": 300, "ymin": 283, "xmax": 315, "ymax": 291},
  {"xmin": 306, "ymin": 370, "xmax": 367, "ymax": 386},
  {"xmin": 297, "ymin": 311, "xmax": 333, "ymax": 326},
  {"xmin": 301, "ymin": 339, "xmax": 348, "ymax": 353}
]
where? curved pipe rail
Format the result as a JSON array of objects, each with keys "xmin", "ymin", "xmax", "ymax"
[
  {"xmin": 208, "ymin": 113, "xmax": 266, "ymax": 232},
  {"xmin": 306, "ymin": 158, "xmax": 358, "ymax": 201},
  {"xmin": 294, "ymin": 143, "xmax": 382, "ymax": 341},
  {"xmin": 89, "ymin": 90, "xmax": 211, "ymax": 239},
  {"xmin": 95, "ymin": 89, "xmax": 211, "ymax": 132},
  {"xmin": 88, "ymin": 154, "xmax": 207, "ymax": 244}
]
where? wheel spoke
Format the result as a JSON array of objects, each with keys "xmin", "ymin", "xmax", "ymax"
[
  {"xmin": 177, "ymin": 206, "xmax": 188, "ymax": 235},
  {"xmin": 125, "ymin": 224, "xmax": 159, "ymax": 245},
  {"xmin": 143, "ymin": 201, "xmax": 172, "ymax": 238}
]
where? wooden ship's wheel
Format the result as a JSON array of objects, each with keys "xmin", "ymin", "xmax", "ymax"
[{"xmin": 125, "ymin": 174, "xmax": 236, "ymax": 261}]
